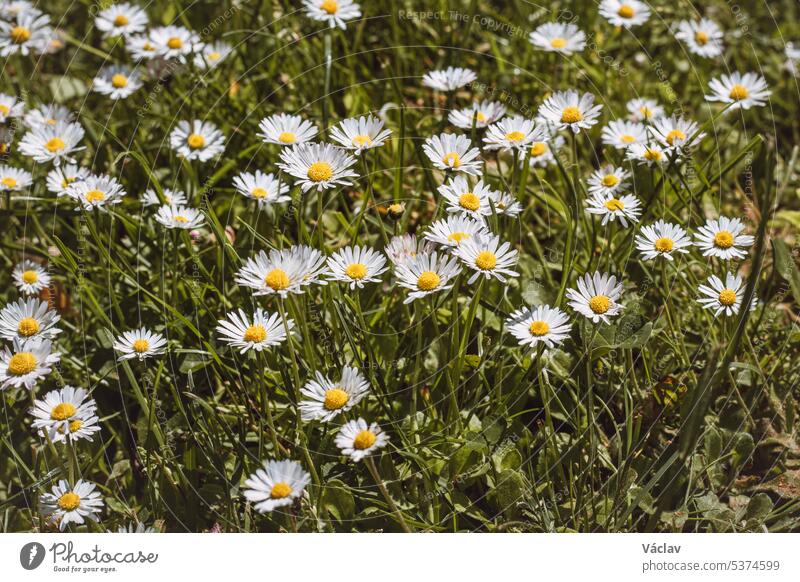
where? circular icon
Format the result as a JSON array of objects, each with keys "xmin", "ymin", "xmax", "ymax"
[{"xmin": 19, "ymin": 542, "xmax": 46, "ymax": 570}]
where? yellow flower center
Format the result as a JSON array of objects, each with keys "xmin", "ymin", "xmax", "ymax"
[
  {"xmin": 447, "ymin": 231, "xmax": 470, "ymax": 244},
  {"xmin": 639, "ymin": 106, "xmax": 653, "ymax": 120},
  {"xmin": 320, "ymin": 0, "xmax": 339, "ymax": 14},
  {"xmin": 505, "ymin": 131, "xmax": 525, "ymax": 142},
  {"xmin": 529, "ymin": 320, "xmax": 550, "ymax": 336},
  {"xmin": 265, "ymin": 268, "xmax": 290, "ymax": 291},
  {"xmin": 0, "ymin": 104, "xmax": 8, "ymax": 115},
  {"xmin": 617, "ymin": 4, "xmax": 635, "ymax": 18},
  {"xmin": 353, "ymin": 429, "xmax": 377, "ymax": 450},
  {"xmin": 323, "ymin": 388, "xmax": 349, "ymax": 410},
  {"xmin": 352, "ymin": 134, "xmax": 373, "ymax": 147},
  {"xmin": 17, "ymin": 317, "xmax": 40, "ymax": 337},
  {"xmin": 46, "ymin": 118, "xmax": 57, "ymax": 125},
  {"xmin": 694, "ymin": 31, "xmax": 709, "ymax": 45},
  {"xmin": 345, "ymin": 263, "xmax": 368, "ymax": 280},
  {"xmin": 550, "ymin": 37, "xmax": 567, "ymax": 49},
  {"xmin": 50, "ymin": 402, "xmax": 77, "ymax": 421},
  {"xmin": 588, "ymin": 295, "xmax": 611, "ymax": 314},
  {"xmin": 143, "ymin": 41, "xmax": 155, "ymax": 51},
  {"xmin": 45, "ymin": 137, "xmax": 66, "ymax": 153},
  {"xmin": 278, "ymin": 131, "xmax": 296, "ymax": 144},
  {"xmin": 10, "ymin": 26, "xmax": 30, "ymax": 44},
  {"xmin": 8, "ymin": 352, "xmax": 37, "ymax": 375},
  {"xmin": 84, "ymin": 190, "xmax": 106, "ymax": 203},
  {"xmin": 713, "ymin": 230, "xmax": 734, "ymax": 249},
  {"xmin": 22, "ymin": 270, "xmax": 38, "ymax": 284},
  {"xmin": 388, "ymin": 203, "xmax": 404, "ymax": 215},
  {"xmin": 530, "ymin": 142, "xmax": 548, "ymax": 157},
  {"xmin": 208, "ymin": 52, "xmax": 222, "ymax": 62},
  {"xmin": 174, "ymin": 215, "xmax": 189, "ymax": 223},
  {"xmin": 243, "ymin": 324, "xmax": 267, "ymax": 343},
  {"xmin": 417, "ymin": 271, "xmax": 441, "ymax": 291},
  {"xmin": 601, "ymin": 174, "xmax": 619, "ymax": 187},
  {"xmin": 729, "ymin": 84, "xmax": 749, "ymax": 100},
  {"xmin": 61, "ymin": 177, "xmax": 76, "ymax": 188},
  {"xmin": 111, "ymin": 74, "xmax": 128, "ymax": 88},
  {"xmin": 187, "ymin": 133, "xmax": 205, "ymax": 150},
  {"xmin": 68, "ymin": 419, "xmax": 82, "ymax": 432},
  {"xmin": 475, "ymin": 250, "xmax": 497, "ymax": 270},
  {"xmin": 270, "ymin": 482, "xmax": 292, "ymax": 499},
  {"xmin": 621, "ymin": 134, "xmax": 636, "ymax": 143},
  {"xmin": 2, "ymin": 176, "xmax": 17, "ymax": 188},
  {"xmin": 57, "ymin": 492, "xmax": 81, "ymax": 511},
  {"xmin": 114, "ymin": 14, "xmax": 130, "ymax": 26},
  {"xmin": 604, "ymin": 198, "xmax": 625, "ymax": 212},
  {"xmin": 251, "ymin": 187, "xmax": 268, "ymax": 199},
  {"xmin": 644, "ymin": 148, "xmax": 662, "ymax": 162},
  {"xmin": 666, "ymin": 129, "xmax": 686, "ymax": 145},
  {"xmin": 167, "ymin": 37, "xmax": 183, "ymax": 50},
  {"xmin": 132, "ymin": 339, "xmax": 150, "ymax": 353},
  {"xmin": 458, "ymin": 192, "xmax": 480, "ymax": 211},
  {"xmin": 719, "ymin": 289, "xmax": 737, "ymax": 306},
  {"xmin": 443, "ymin": 151, "xmax": 461, "ymax": 168},
  {"xmin": 654, "ymin": 237, "xmax": 674, "ymax": 253},
  {"xmin": 561, "ymin": 106, "xmax": 583, "ymax": 124},
  {"xmin": 307, "ymin": 161, "xmax": 333, "ymax": 182},
  {"xmin": 474, "ymin": 111, "xmax": 487, "ymax": 123}
]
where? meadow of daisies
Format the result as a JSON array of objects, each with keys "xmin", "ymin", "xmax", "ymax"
[{"xmin": 0, "ymin": 0, "xmax": 798, "ymax": 533}]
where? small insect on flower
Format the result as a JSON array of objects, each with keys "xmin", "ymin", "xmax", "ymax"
[
  {"xmin": 236, "ymin": 245, "xmax": 329, "ymax": 297},
  {"xmin": 18, "ymin": 120, "xmax": 85, "ymax": 165},
  {"xmin": 113, "ymin": 327, "xmax": 167, "ymax": 361},
  {"xmin": 149, "ymin": 25, "xmax": 199, "ymax": 61},
  {"xmin": 169, "ymin": 120, "xmax": 225, "ymax": 162},
  {"xmin": 626, "ymin": 98, "xmax": 664, "ymax": 123},
  {"xmin": 194, "ymin": 41, "xmax": 232, "ymax": 69},
  {"xmin": 0, "ymin": 93, "xmax": 25, "ymax": 123},
  {"xmin": 327, "ymin": 245, "xmax": 389, "ymax": 289},
  {"xmin": 674, "ymin": 18, "xmax": 724, "ymax": 58},
  {"xmin": 422, "ymin": 66, "xmax": 477, "ymax": 92},
  {"xmin": 40, "ymin": 479, "xmax": 104, "ymax": 531},
  {"xmin": 95, "ymin": 2, "xmax": 148, "ymax": 38},
  {"xmin": 626, "ymin": 142, "xmax": 669, "ymax": 167},
  {"xmin": 0, "ymin": 11, "xmax": 52, "ymax": 56},
  {"xmin": 384, "ymin": 234, "xmax": 435, "ymax": 267},
  {"xmin": 330, "ymin": 114, "xmax": 392, "ymax": 153},
  {"xmin": 141, "ymin": 187, "xmax": 188, "ymax": 207},
  {"xmin": 567, "ymin": 271, "xmax": 625, "ymax": 325},
  {"xmin": 635, "ymin": 220, "xmax": 693, "ymax": 261},
  {"xmin": 448, "ymin": 101, "xmax": 506, "ymax": 129},
  {"xmin": 586, "ymin": 192, "xmax": 641, "ymax": 227},
  {"xmin": 216, "ymin": 308, "xmax": 293, "ymax": 354},
  {"xmin": 0, "ymin": 297, "xmax": 61, "ymax": 342},
  {"xmin": 232, "ymin": 170, "xmax": 291, "ymax": 207},
  {"xmin": 483, "ymin": 116, "xmax": 545, "ymax": 153},
  {"xmin": 506, "ymin": 305, "xmax": 572, "ymax": 350},
  {"xmin": 154, "ymin": 205, "xmax": 205, "ymax": 230},
  {"xmin": 424, "ymin": 215, "xmax": 490, "ymax": 251},
  {"xmin": 423, "ymin": 133, "xmax": 483, "ymax": 175},
  {"xmin": 537, "ymin": 90, "xmax": 603, "ymax": 133},
  {"xmin": 30, "ymin": 385, "xmax": 100, "ymax": 444},
  {"xmin": 277, "ymin": 143, "xmax": 359, "ymax": 192},
  {"xmin": 0, "ymin": 165, "xmax": 32, "ymax": 191},
  {"xmin": 599, "ymin": 0, "xmax": 651, "ymax": 28},
  {"xmin": 335, "ymin": 418, "xmax": 390, "ymax": 462},
  {"xmin": 694, "ymin": 216, "xmax": 755, "ymax": 260},
  {"xmin": 529, "ymin": 22, "xmax": 586, "ymax": 54},
  {"xmin": 705, "ymin": 72, "xmax": 771, "ymax": 111},
  {"xmin": 648, "ymin": 115, "xmax": 705, "ymax": 153},
  {"xmin": 300, "ymin": 366, "xmax": 370, "ymax": 422},
  {"xmin": 12, "ymin": 260, "xmax": 51, "ymax": 295},
  {"xmin": 601, "ymin": 119, "xmax": 648, "ymax": 149},
  {"xmin": 438, "ymin": 175, "xmax": 498, "ymax": 222},
  {"xmin": 0, "ymin": 338, "xmax": 60, "ymax": 390},
  {"xmin": 587, "ymin": 165, "xmax": 630, "ymax": 197},
  {"xmin": 394, "ymin": 250, "xmax": 462, "ymax": 303},
  {"xmin": 243, "ymin": 460, "xmax": 310, "ymax": 513},
  {"xmin": 258, "ymin": 113, "xmax": 318, "ymax": 147},
  {"xmin": 65, "ymin": 174, "xmax": 126, "ymax": 211},
  {"xmin": 453, "ymin": 234, "xmax": 520, "ymax": 284},
  {"xmin": 92, "ymin": 65, "xmax": 143, "ymax": 100},
  {"xmin": 303, "ymin": 0, "xmax": 361, "ymax": 30},
  {"xmin": 698, "ymin": 272, "xmax": 758, "ymax": 317}
]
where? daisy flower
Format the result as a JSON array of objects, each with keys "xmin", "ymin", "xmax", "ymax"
[
  {"xmin": 453, "ymin": 234, "xmax": 519, "ymax": 284},
  {"xmin": 649, "ymin": 115, "xmax": 705, "ymax": 153},
  {"xmin": 0, "ymin": 165, "xmax": 32, "ymax": 191},
  {"xmin": 394, "ymin": 250, "xmax": 462, "ymax": 303},
  {"xmin": 586, "ymin": 192, "xmax": 641, "ymax": 227},
  {"xmin": 626, "ymin": 98, "xmax": 664, "ymax": 123},
  {"xmin": 194, "ymin": 41, "xmax": 232, "ymax": 69},
  {"xmin": 12, "ymin": 260, "xmax": 50, "ymax": 295},
  {"xmin": 65, "ymin": 174, "xmax": 126, "ymax": 211},
  {"xmin": 698, "ymin": 272, "xmax": 757, "ymax": 317},
  {"xmin": 327, "ymin": 245, "xmax": 388, "ymax": 289},
  {"xmin": 303, "ymin": 0, "xmax": 361, "ymax": 30},
  {"xmin": 40, "ymin": 479, "xmax": 104, "ymax": 531},
  {"xmin": 705, "ymin": 72, "xmax": 771, "ymax": 111},
  {"xmin": 299, "ymin": 366, "xmax": 370, "ymax": 422},
  {"xmin": 92, "ymin": 65, "xmax": 142, "ymax": 100},
  {"xmin": 0, "ymin": 92, "xmax": 24, "ymax": 122},
  {"xmin": 587, "ymin": 165, "xmax": 630, "ymax": 197},
  {"xmin": 150, "ymin": 25, "xmax": 198, "ymax": 60},
  {"xmin": 115, "ymin": 522, "xmax": 159, "ymax": 533},
  {"xmin": 424, "ymin": 216, "xmax": 489, "ymax": 250},
  {"xmin": 126, "ymin": 34, "xmax": 159, "ymax": 60},
  {"xmin": 0, "ymin": 11, "xmax": 51, "ymax": 56},
  {"xmin": 95, "ymin": 2, "xmax": 148, "ymax": 38},
  {"xmin": 47, "ymin": 164, "xmax": 89, "ymax": 196},
  {"xmin": 635, "ymin": 220, "xmax": 693, "ymax": 261},
  {"xmin": 232, "ymin": 170, "xmax": 290, "ymax": 207},
  {"xmin": 30, "ymin": 386, "xmax": 100, "ymax": 444},
  {"xmin": 113, "ymin": 327, "xmax": 167, "ymax": 361},
  {"xmin": 599, "ymin": 0, "xmax": 651, "ymax": 28},
  {"xmin": 384, "ymin": 234, "xmax": 435, "ymax": 267},
  {"xmin": 506, "ymin": 305, "xmax": 572, "ymax": 350},
  {"xmin": 422, "ymin": 66, "xmax": 477, "ymax": 92},
  {"xmin": 601, "ymin": 119, "xmax": 648, "ymax": 149},
  {"xmin": 142, "ymin": 187, "xmax": 188, "ymax": 207},
  {"xmin": 0, "ymin": 338, "xmax": 60, "ymax": 390},
  {"xmin": 438, "ymin": 176, "xmax": 498, "ymax": 222},
  {"xmin": 491, "ymin": 190, "xmax": 523, "ymax": 217},
  {"xmin": 525, "ymin": 130, "xmax": 564, "ymax": 168},
  {"xmin": 483, "ymin": 116, "xmax": 544, "ymax": 152},
  {"xmin": 216, "ymin": 308, "xmax": 293, "ymax": 354},
  {"xmin": 243, "ymin": 460, "xmax": 310, "ymax": 513},
  {"xmin": 626, "ymin": 142, "xmax": 668, "ymax": 167},
  {"xmin": 694, "ymin": 216, "xmax": 754, "ymax": 260},
  {"xmin": 537, "ymin": 90, "xmax": 602, "ymax": 133},
  {"xmin": 277, "ymin": 142, "xmax": 358, "ymax": 192},
  {"xmin": 236, "ymin": 245, "xmax": 328, "ymax": 297},
  {"xmin": 422, "ymin": 133, "xmax": 482, "ymax": 175},
  {"xmin": 335, "ymin": 418, "xmax": 390, "ymax": 462},
  {"xmin": 529, "ymin": 22, "xmax": 586, "ymax": 54},
  {"xmin": 18, "ymin": 121, "xmax": 85, "ymax": 165},
  {"xmin": 448, "ymin": 101, "xmax": 506, "ymax": 129},
  {"xmin": 154, "ymin": 205, "xmax": 204, "ymax": 229},
  {"xmin": 258, "ymin": 113, "xmax": 318, "ymax": 147},
  {"xmin": 330, "ymin": 114, "xmax": 392, "ymax": 153},
  {"xmin": 24, "ymin": 104, "xmax": 73, "ymax": 129},
  {"xmin": 675, "ymin": 18, "xmax": 724, "ymax": 58},
  {"xmin": 0, "ymin": 1, "xmax": 37, "ymax": 19},
  {"xmin": 567, "ymin": 272, "xmax": 625, "ymax": 324},
  {"xmin": 169, "ymin": 120, "xmax": 225, "ymax": 162},
  {"xmin": 0, "ymin": 297, "xmax": 61, "ymax": 342}
]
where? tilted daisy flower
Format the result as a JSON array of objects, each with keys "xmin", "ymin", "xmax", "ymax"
[
  {"xmin": 394, "ymin": 250, "xmax": 462, "ymax": 303},
  {"xmin": 92, "ymin": 65, "xmax": 142, "ymax": 100},
  {"xmin": 40, "ymin": 479, "xmax": 104, "ymax": 531},
  {"xmin": 216, "ymin": 308, "xmax": 293, "ymax": 354},
  {"xmin": 448, "ymin": 100, "xmax": 506, "ymax": 130},
  {"xmin": 384, "ymin": 233, "xmax": 435, "ymax": 267},
  {"xmin": 422, "ymin": 66, "xmax": 477, "ymax": 92},
  {"xmin": 0, "ymin": 165, "xmax": 32, "ymax": 191},
  {"xmin": 327, "ymin": 245, "xmax": 388, "ymax": 289},
  {"xmin": 154, "ymin": 205, "xmax": 204, "ymax": 230},
  {"xmin": 0, "ymin": 338, "xmax": 60, "ymax": 390},
  {"xmin": 483, "ymin": 116, "xmax": 545, "ymax": 152},
  {"xmin": 115, "ymin": 522, "xmax": 159, "ymax": 533},
  {"xmin": 438, "ymin": 175, "xmax": 497, "ymax": 222},
  {"xmin": 66, "ymin": 174, "xmax": 126, "ymax": 211},
  {"xmin": 626, "ymin": 142, "xmax": 668, "ymax": 167},
  {"xmin": 675, "ymin": 18, "xmax": 723, "ymax": 58},
  {"xmin": 0, "ymin": 11, "xmax": 51, "ymax": 56},
  {"xmin": 424, "ymin": 215, "xmax": 489, "ymax": 250},
  {"xmin": 236, "ymin": 245, "xmax": 328, "ymax": 297},
  {"xmin": 24, "ymin": 104, "xmax": 74, "ymax": 128},
  {"xmin": 423, "ymin": 133, "xmax": 482, "ymax": 175},
  {"xmin": 299, "ymin": 366, "xmax": 370, "ymax": 422},
  {"xmin": 529, "ymin": 22, "xmax": 586, "ymax": 54},
  {"xmin": 635, "ymin": 220, "xmax": 692, "ymax": 261},
  {"xmin": 506, "ymin": 305, "xmax": 572, "ymax": 350},
  {"xmin": 0, "ymin": 1, "xmax": 38, "ymax": 19},
  {"xmin": 649, "ymin": 115, "xmax": 705, "ymax": 153},
  {"xmin": 330, "ymin": 114, "xmax": 392, "ymax": 153},
  {"xmin": 232, "ymin": 170, "xmax": 290, "ymax": 207},
  {"xmin": 0, "ymin": 92, "xmax": 24, "ymax": 122},
  {"xmin": 490, "ymin": 190, "xmax": 523, "ymax": 217},
  {"xmin": 567, "ymin": 271, "xmax": 625, "ymax": 324},
  {"xmin": 0, "ymin": 297, "xmax": 61, "ymax": 342},
  {"xmin": 587, "ymin": 165, "xmax": 630, "ymax": 197},
  {"xmin": 95, "ymin": 2, "xmax": 148, "ymax": 38},
  {"xmin": 601, "ymin": 119, "xmax": 648, "ymax": 149},
  {"xmin": 453, "ymin": 234, "xmax": 519, "ymax": 284},
  {"xmin": 525, "ymin": 129, "xmax": 564, "ymax": 168},
  {"xmin": 626, "ymin": 98, "xmax": 664, "ymax": 123},
  {"xmin": 141, "ymin": 187, "xmax": 188, "ymax": 207},
  {"xmin": 303, "ymin": 0, "xmax": 361, "ymax": 30},
  {"xmin": 258, "ymin": 113, "xmax": 318, "ymax": 147},
  {"xmin": 537, "ymin": 90, "xmax": 602, "ymax": 134},
  {"xmin": 18, "ymin": 121, "xmax": 85, "ymax": 165},
  {"xmin": 126, "ymin": 33, "xmax": 159, "ymax": 60},
  {"xmin": 150, "ymin": 25, "xmax": 198, "ymax": 60},
  {"xmin": 599, "ymin": 0, "xmax": 651, "ymax": 28},
  {"xmin": 243, "ymin": 460, "xmax": 310, "ymax": 513},
  {"xmin": 194, "ymin": 41, "xmax": 232, "ymax": 69},
  {"xmin": 113, "ymin": 327, "xmax": 167, "ymax": 361},
  {"xmin": 705, "ymin": 72, "xmax": 771, "ymax": 111},
  {"xmin": 12, "ymin": 260, "xmax": 50, "ymax": 295},
  {"xmin": 698, "ymin": 272, "xmax": 757, "ymax": 317},
  {"xmin": 170, "ymin": 120, "xmax": 225, "ymax": 162},
  {"xmin": 278, "ymin": 142, "xmax": 358, "ymax": 192},
  {"xmin": 30, "ymin": 386, "xmax": 100, "ymax": 444},
  {"xmin": 586, "ymin": 192, "xmax": 641, "ymax": 227},
  {"xmin": 335, "ymin": 418, "xmax": 390, "ymax": 462},
  {"xmin": 694, "ymin": 216, "xmax": 754, "ymax": 261}
]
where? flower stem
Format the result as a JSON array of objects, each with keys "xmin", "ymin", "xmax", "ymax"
[{"xmin": 365, "ymin": 456, "xmax": 412, "ymax": 533}]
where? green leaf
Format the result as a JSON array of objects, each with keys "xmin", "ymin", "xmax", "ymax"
[{"xmin": 772, "ymin": 238, "xmax": 800, "ymax": 303}]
